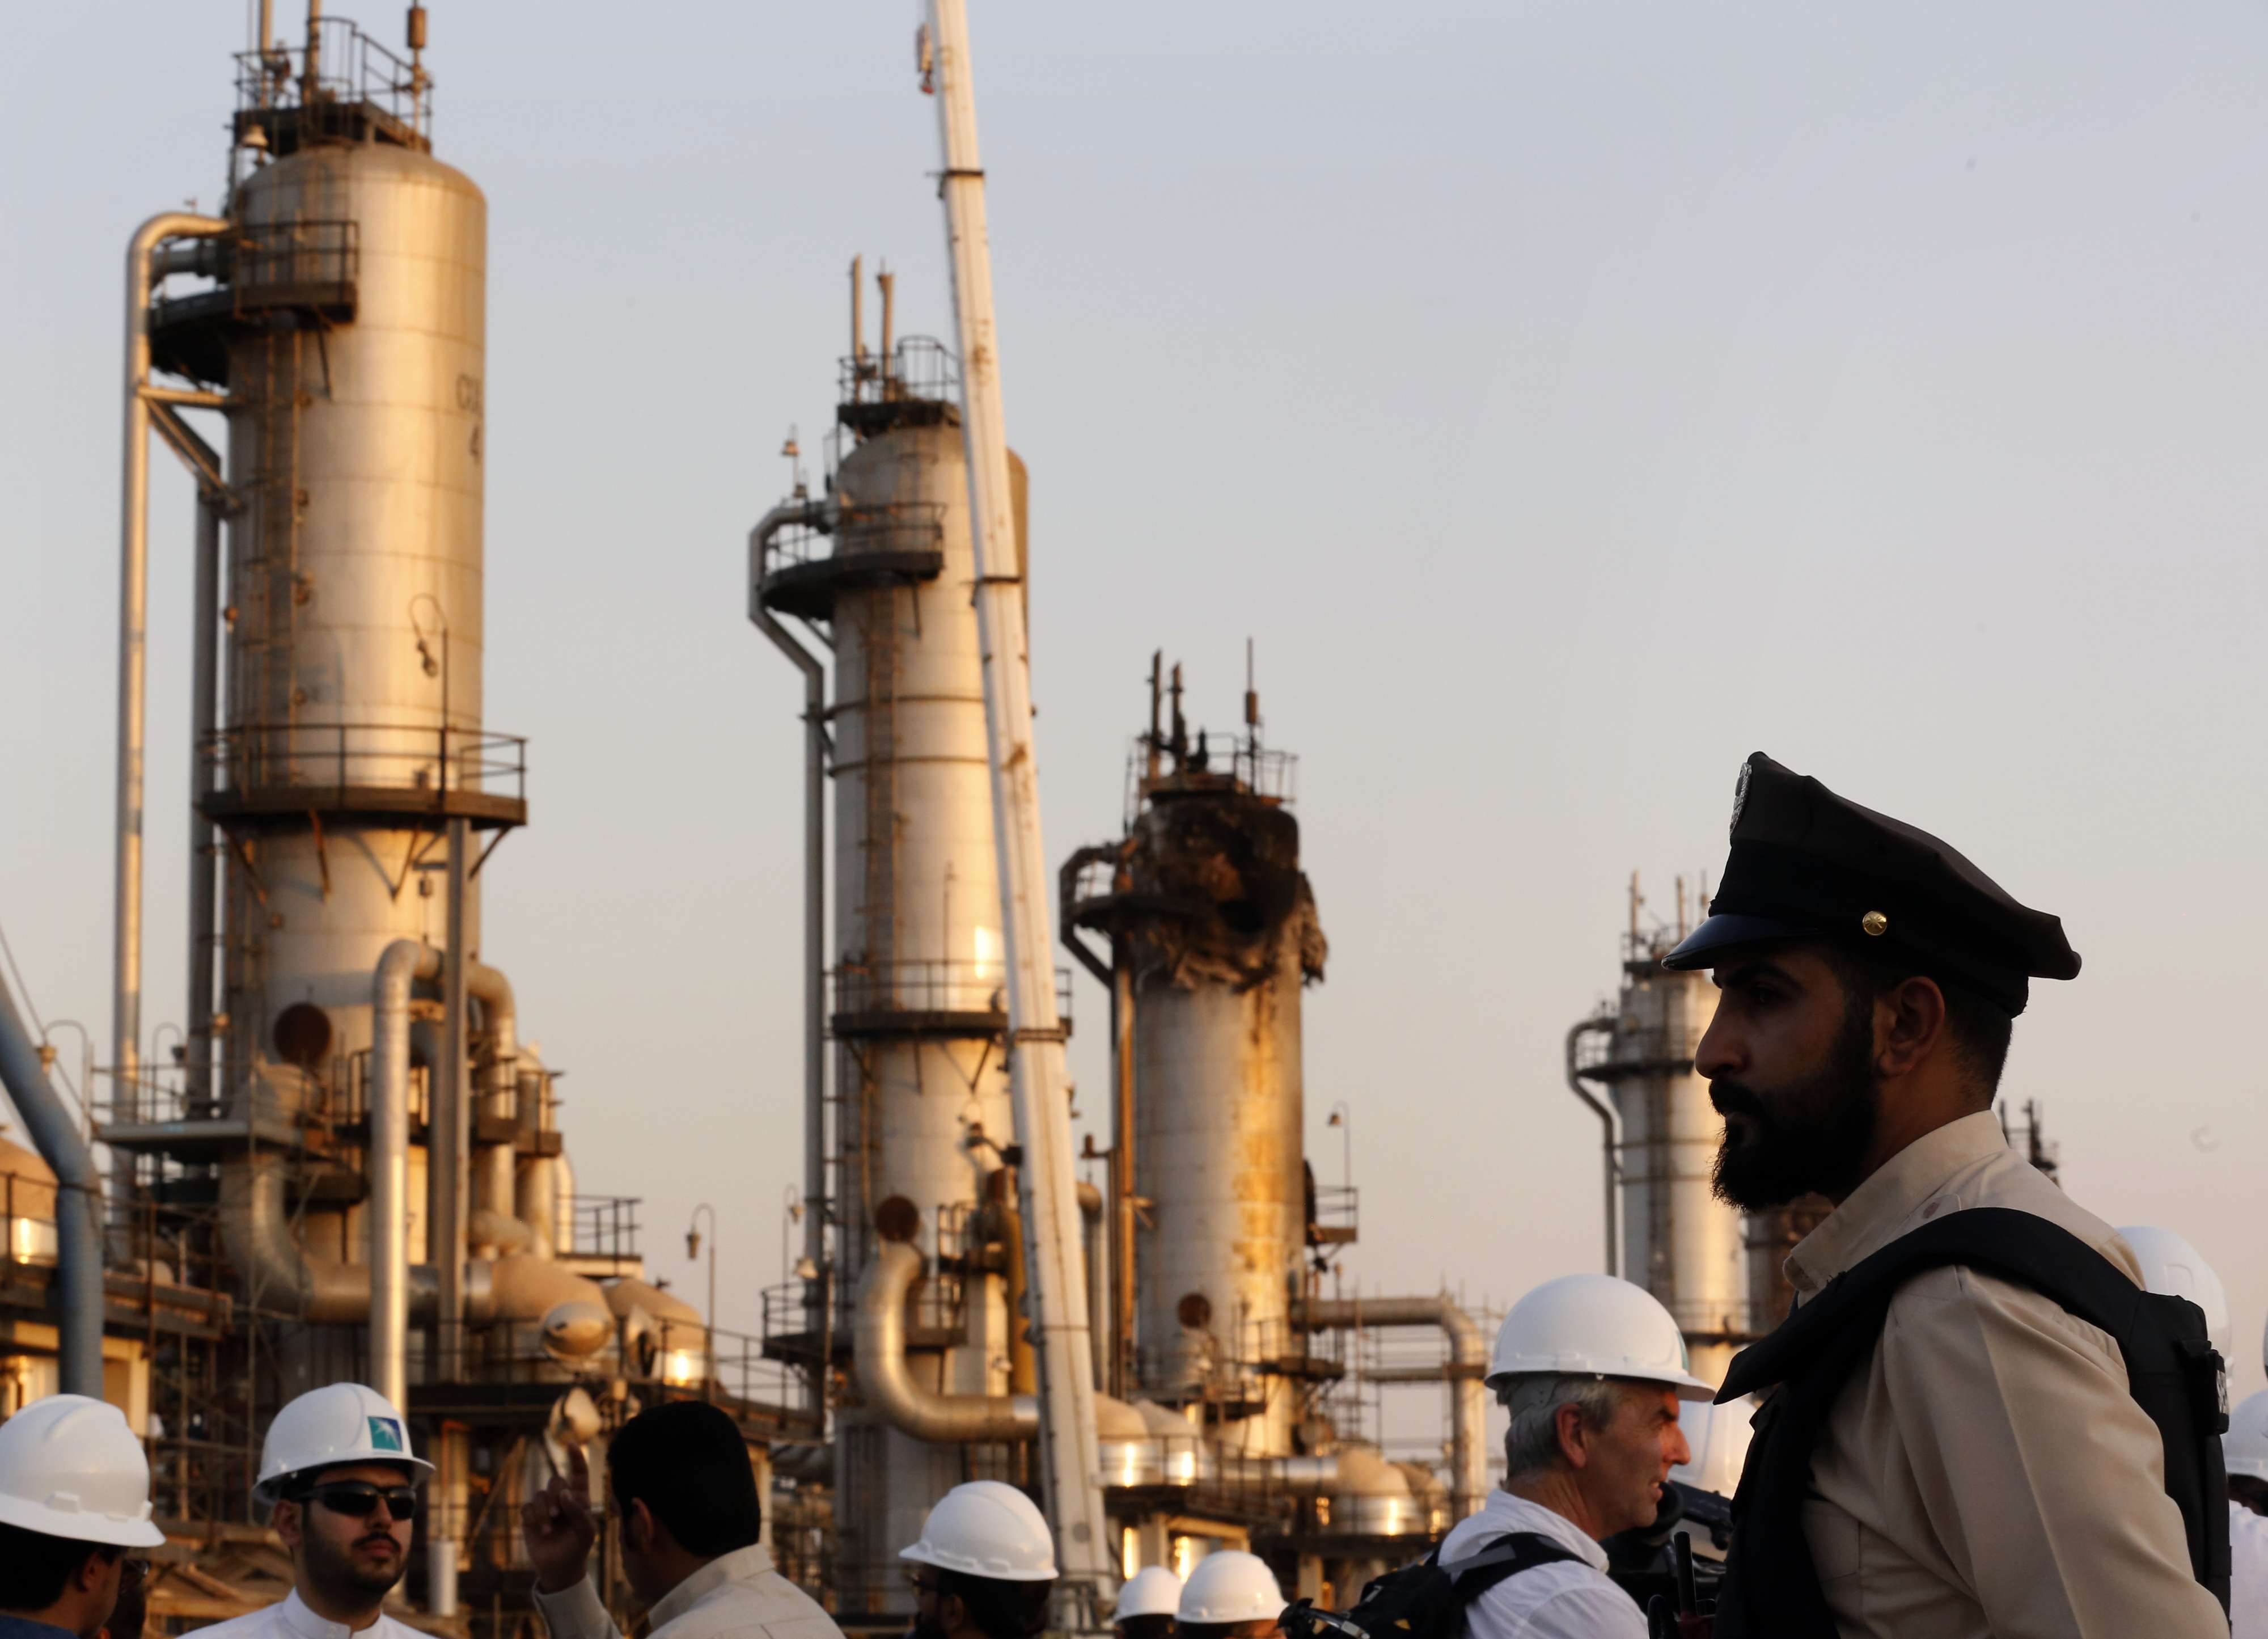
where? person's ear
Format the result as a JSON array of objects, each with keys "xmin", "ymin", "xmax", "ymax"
[
  {"xmin": 1554, "ymin": 1401, "xmax": 1592, "ymax": 1471},
  {"xmin": 1877, "ymin": 977, "xmax": 1946, "ymax": 1080},
  {"xmin": 273, "ymin": 1500, "xmax": 304, "ymax": 1552},
  {"xmin": 77, "ymin": 1552, "xmax": 117, "ymax": 1595},
  {"xmin": 940, "ymin": 1594, "xmax": 968, "ymax": 1636},
  {"xmin": 628, "ymin": 1497, "xmax": 656, "ymax": 1554}
]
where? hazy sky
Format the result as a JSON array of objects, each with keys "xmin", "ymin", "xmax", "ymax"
[{"xmin": 6, "ymin": 0, "xmax": 2266, "ymax": 1441}]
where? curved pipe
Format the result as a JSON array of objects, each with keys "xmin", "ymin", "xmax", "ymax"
[
  {"xmin": 463, "ymin": 958, "xmax": 518, "ymax": 1248},
  {"xmin": 748, "ymin": 499, "xmax": 837, "ymax": 1362},
  {"xmin": 115, "ymin": 211, "xmax": 229, "ymax": 1123},
  {"xmin": 1565, "ymin": 1016, "xmax": 1620, "ymax": 1278},
  {"xmin": 0, "ymin": 975, "xmax": 104, "ymax": 1397},
  {"xmin": 222, "ymin": 1151, "xmax": 442, "ymax": 1325},
  {"xmin": 856, "ymin": 1240, "xmax": 1037, "ymax": 1442},
  {"xmin": 1298, "ymin": 1294, "xmax": 1488, "ymax": 1522}
]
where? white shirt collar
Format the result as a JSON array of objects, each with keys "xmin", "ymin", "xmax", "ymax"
[
  {"xmin": 1470, "ymin": 1488, "xmax": 1611, "ymax": 1571},
  {"xmin": 277, "ymin": 1591, "xmax": 395, "ymax": 1639}
]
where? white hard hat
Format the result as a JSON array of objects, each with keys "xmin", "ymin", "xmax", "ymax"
[
  {"xmin": 1177, "ymin": 1550, "xmax": 1283, "ymax": 1625},
  {"xmin": 2117, "ymin": 1226, "xmax": 2232, "ymax": 1358},
  {"xmin": 256, "ymin": 1383, "xmax": 434, "ymax": 1503},
  {"xmin": 0, "ymin": 1393, "xmax": 166, "ymax": 1547},
  {"xmin": 1669, "ymin": 1395, "xmax": 1757, "ymax": 1498},
  {"xmin": 900, "ymin": 1480, "xmax": 1058, "ymax": 1582},
  {"xmin": 1487, "ymin": 1274, "xmax": 1715, "ymax": 1401},
  {"xmin": 2226, "ymin": 1391, "xmax": 2268, "ymax": 1485},
  {"xmin": 1114, "ymin": 1564, "xmax": 1183, "ymax": 1623}
]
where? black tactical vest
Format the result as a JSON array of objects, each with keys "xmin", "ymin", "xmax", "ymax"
[{"xmin": 1712, "ymin": 1207, "xmax": 2229, "ymax": 1637}]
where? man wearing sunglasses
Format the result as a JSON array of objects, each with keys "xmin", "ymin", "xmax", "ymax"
[{"xmin": 188, "ymin": 1384, "xmax": 433, "ymax": 1639}]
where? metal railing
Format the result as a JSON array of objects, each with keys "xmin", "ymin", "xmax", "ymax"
[
  {"xmin": 839, "ymin": 336, "xmax": 959, "ymax": 410},
  {"xmin": 829, "ymin": 959, "xmax": 1073, "ymax": 1025},
  {"xmin": 232, "ymin": 218, "xmax": 358, "ymax": 297},
  {"xmin": 1124, "ymin": 731, "xmax": 1297, "ymax": 822},
  {"xmin": 202, "ymin": 721, "xmax": 527, "ymax": 807},
  {"xmin": 235, "ymin": 17, "xmax": 430, "ymax": 138},
  {"xmin": 764, "ymin": 501, "xmax": 945, "ymax": 576},
  {"xmin": 569, "ymin": 1196, "xmax": 641, "ymax": 1264}
]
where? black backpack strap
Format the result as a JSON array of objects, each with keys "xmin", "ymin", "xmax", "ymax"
[
  {"xmin": 1713, "ymin": 1207, "xmax": 2230, "ymax": 1637},
  {"xmin": 1443, "ymin": 1531, "xmax": 1587, "ymax": 1602}
]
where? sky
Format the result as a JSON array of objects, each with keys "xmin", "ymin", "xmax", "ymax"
[{"xmin": 4, "ymin": 0, "xmax": 2266, "ymax": 1446}]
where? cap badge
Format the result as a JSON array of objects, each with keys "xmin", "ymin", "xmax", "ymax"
[
  {"xmin": 1729, "ymin": 758, "xmax": 1753, "ymax": 839},
  {"xmin": 1861, "ymin": 911, "xmax": 1888, "ymax": 937}
]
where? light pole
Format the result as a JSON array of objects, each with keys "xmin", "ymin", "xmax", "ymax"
[
  {"xmin": 686, "ymin": 1203, "xmax": 717, "ymax": 1388},
  {"xmin": 1327, "ymin": 1100, "xmax": 1351, "ymax": 1191}
]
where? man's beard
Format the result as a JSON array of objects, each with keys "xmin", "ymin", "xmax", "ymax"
[
  {"xmin": 302, "ymin": 1522, "xmax": 407, "ymax": 1606},
  {"xmin": 909, "ymin": 1617, "xmax": 950, "ymax": 1639},
  {"xmin": 1710, "ymin": 991, "xmax": 1880, "ymax": 1211}
]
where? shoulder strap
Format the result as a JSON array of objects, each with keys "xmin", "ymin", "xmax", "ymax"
[
  {"xmin": 1713, "ymin": 1207, "xmax": 2229, "ymax": 1638},
  {"xmin": 1444, "ymin": 1532, "xmax": 1587, "ymax": 1602},
  {"xmin": 1721, "ymin": 1208, "xmax": 2147, "ymax": 1401}
]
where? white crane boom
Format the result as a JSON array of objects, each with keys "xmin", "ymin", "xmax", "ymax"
[{"xmin": 921, "ymin": 0, "xmax": 1114, "ymax": 1612}]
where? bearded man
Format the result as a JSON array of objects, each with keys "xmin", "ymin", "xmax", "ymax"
[
  {"xmin": 189, "ymin": 1386, "xmax": 429, "ymax": 1639},
  {"xmin": 1664, "ymin": 753, "xmax": 2227, "ymax": 1639}
]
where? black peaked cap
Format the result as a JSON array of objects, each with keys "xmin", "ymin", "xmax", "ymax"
[{"xmin": 1661, "ymin": 753, "xmax": 2080, "ymax": 1016}]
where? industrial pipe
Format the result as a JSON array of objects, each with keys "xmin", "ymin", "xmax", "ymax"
[
  {"xmin": 1565, "ymin": 1016, "xmax": 1621, "ymax": 1278},
  {"xmin": 184, "ymin": 496, "xmax": 223, "ymax": 1118},
  {"xmin": 463, "ymin": 958, "xmax": 519, "ymax": 1251},
  {"xmin": 371, "ymin": 940, "xmax": 441, "ymax": 1404},
  {"xmin": 1298, "ymin": 1294, "xmax": 1488, "ymax": 1523},
  {"xmin": 0, "ymin": 974, "xmax": 104, "ymax": 1397},
  {"xmin": 115, "ymin": 211, "xmax": 227, "ymax": 1126},
  {"xmin": 747, "ymin": 498, "xmax": 837, "ymax": 1378},
  {"xmin": 221, "ymin": 1151, "xmax": 440, "ymax": 1324},
  {"xmin": 854, "ymin": 1240, "xmax": 1037, "ymax": 1442}
]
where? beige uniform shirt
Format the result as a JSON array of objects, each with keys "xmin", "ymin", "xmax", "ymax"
[
  {"xmin": 1785, "ymin": 1110, "xmax": 2225, "ymax": 1639},
  {"xmin": 532, "ymin": 1544, "xmax": 843, "ymax": 1639}
]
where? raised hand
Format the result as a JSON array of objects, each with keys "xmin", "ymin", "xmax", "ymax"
[{"xmin": 522, "ymin": 1442, "xmax": 598, "ymax": 1593}]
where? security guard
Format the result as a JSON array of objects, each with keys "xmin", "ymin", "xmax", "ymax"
[{"xmin": 1664, "ymin": 753, "xmax": 2226, "ymax": 1638}]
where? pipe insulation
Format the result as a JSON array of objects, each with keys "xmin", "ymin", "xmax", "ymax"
[
  {"xmin": 0, "ymin": 974, "xmax": 104, "ymax": 1397},
  {"xmin": 370, "ymin": 939, "xmax": 440, "ymax": 1403},
  {"xmin": 855, "ymin": 1240, "xmax": 1037, "ymax": 1442},
  {"xmin": 114, "ymin": 211, "xmax": 228, "ymax": 1126},
  {"xmin": 1297, "ymin": 1294, "xmax": 1488, "ymax": 1522}
]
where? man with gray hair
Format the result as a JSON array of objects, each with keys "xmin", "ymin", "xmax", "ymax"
[{"xmin": 1435, "ymin": 1275, "xmax": 1713, "ymax": 1639}]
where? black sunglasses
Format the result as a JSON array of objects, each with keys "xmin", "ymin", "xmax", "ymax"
[{"xmin": 295, "ymin": 1481, "xmax": 420, "ymax": 1522}]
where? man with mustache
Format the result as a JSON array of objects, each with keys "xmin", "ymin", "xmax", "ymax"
[
  {"xmin": 1661, "ymin": 753, "xmax": 2227, "ymax": 1639},
  {"xmin": 189, "ymin": 1385, "xmax": 429, "ymax": 1639}
]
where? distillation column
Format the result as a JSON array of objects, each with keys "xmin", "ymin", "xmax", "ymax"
[
  {"xmin": 755, "ymin": 319, "xmax": 1034, "ymax": 1624},
  {"xmin": 1571, "ymin": 882, "xmax": 1792, "ymax": 1385},
  {"xmin": 1067, "ymin": 685, "xmax": 1326, "ymax": 1460}
]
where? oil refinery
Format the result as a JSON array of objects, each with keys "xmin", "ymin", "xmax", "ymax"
[{"xmin": 0, "ymin": 4, "xmax": 2142, "ymax": 1639}]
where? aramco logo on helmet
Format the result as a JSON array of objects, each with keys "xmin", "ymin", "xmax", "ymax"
[{"xmin": 369, "ymin": 1416, "xmax": 407, "ymax": 1453}]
